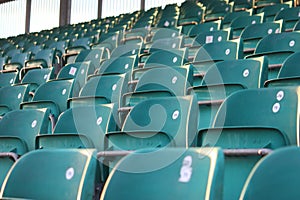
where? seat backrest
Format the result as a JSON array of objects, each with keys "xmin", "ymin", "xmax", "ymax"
[
  {"xmin": 32, "ymin": 79, "xmax": 74, "ymax": 113},
  {"xmin": 188, "ymin": 20, "xmax": 222, "ymax": 37},
  {"xmin": 97, "ymin": 55, "xmax": 137, "ymax": 75},
  {"xmin": 78, "ymin": 74, "xmax": 128, "ymax": 106},
  {"xmin": 213, "ymin": 87, "xmax": 300, "ymax": 145},
  {"xmin": 240, "ymin": 146, "xmax": 300, "ymax": 200},
  {"xmin": 122, "ymin": 95, "xmax": 198, "ymax": 147},
  {"xmin": 0, "ymin": 108, "xmax": 51, "ymax": 152},
  {"xmin": 144, "ymin": 48, "xmax": 188, "ymax": 67},
  {"xmin": 110, "ymin": 43, "xmax": 142, "ymax": 58},
  {"xmin": 0, "ymin": 149, "xmax": 99, "ymax": 200},
  {"xmin": 260, "ymin": 3, "xmax": 290, "ymax": 21},
  {"xmin": 21, "ymin": 68, "xmax": 53, "ymax": 86},
  {"xmin": 33, "ymin": 49, "xmax": 56, "ymax": 67},
  {"xmin": 54, "ymin": 105, "xmax": 115, "ymax": 151},
  {"xmin": 194, "ymin": 39, "xmax": 243, "ymax": 63},
  {"xmin": 276, "ymin": 51, "xmax": 300, "ymax": 78},
  {"xmin": 135, "ymin": 65, "xmax": 193, "ymax": 96},
  {"xmin": 202, "ymin": 57, "xmax": 268, "ymax": 89},
  {"xmin": 74, "ymin": 49, "xmax": 104, "ymax": 73},
  {"xmin": 222, "ymin": 10, "xmax": 251, "ymax": 28},
  {"xmin": 0, "ymin": 85, "xmax": 29, "ymax": 111},
  {"xmin": 71, "ymin": 37, "xmax": 94, "ymax": 49},
  {"xmin": 149, "ymin": 36, "xmax": 183, "ymax": 52},
  {"xmin": 0, "ymin": 71, "xmax": 19, "ymax": 87},
  {"xmin": 192, "ymin": 30, "xmax": 230, "ymax": 46},
  {"xmin": 152, "ymin": 28, "xmax": 181, "ymax": 41},
  {"xmin": 255, "ymin": 32, "xmax": 300, "ymax": 54},
  {"xmin": 101, "ymin": 147, "xmax": 224, "ymax": 200},
  {"xmin": 274, "ymin": 7, "xmax": 300, "ymax": 30}
]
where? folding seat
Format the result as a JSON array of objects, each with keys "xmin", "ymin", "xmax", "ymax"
[
  {"xmin": 96, "ymin": 55, "xmax": 137, "ymax": 76},
  {"xmin": 148, "ymin": 28, "xmax": 181, "ymax": 43},
  {"xmin": 192, "ymin": 39, "xmax": 243, "ymax": 86},
  {"xmin": 5, "ymin": 49, "xmax": 21, "ymax": 61},
  {"xmin": 0, "ymin": 108, "xmax": 51, "ymax": 190},
  {"xmin": 254, "ymin": 0, "xmax": 281, "ymax": 8},
  {"xmin": 24, "ymin": 44, "xmax": 43, "ymax": 56},
  {"xmin": 3, "ymin": 52, "xmax": 31, "ymax": 72},
  {"xmin": 189, "ymin": 29, "xmax": 231, "ymax": 60},
  {"xmin": 132, "ymin": 48, "xmax": 188, "ymax": 86},
  {"xmin": 240, "ymin": 146, "xmax": 300, "ymax": 200},
  {"xmin": 240, "ymin": 20, "xmax": 283, "ymax": 56},
  {"xmin": 107, "ymin": 95, "xmax": 198, "ymax": 152},
  {"xmin": 36, "ymin": 104, "xmax": 116, "ymax": 152},
  {"xmin": 246, "ymin": 32, "xmax": 300, "ymax": 80},
  {"xmin": 265, "ymin": 51, "xmax": 300, "ymax": 87},
  {"xmin": 48, "ymin": 40, "xmax": 69, "ymax": 62},
  {"xmin": 0, "ymin": 85, "xmax": 30, "ymax": 116},
  {"xmin": 0, "ymin": 149, "xmax": 100, "ymax": 200},
  {"xmin": 68, "ymin": 74, "xmax": 128, "ymax": 127},
  {"xmin": 221, "ymin": 10, "xmax": 252, "ymax": 29},
  {"xmin": 19, "ymin": 68, "xmax": 54, "ymax": 99},
  {"xmin": 100, "ymin": 147, "xmax": 224, "ymax": 200},
  {"xmin": 229, "ymin": 14, "xmax": 264, "ymax": 39},
  {"xmin": 56, "ymin": 62, "xmax": 91, "ymax": 97},
  {"xmin": 0, "ymin": 70, "xmax": 19, "ymax": 87},
  {"xmin": 204, "ymin": 4, "xmax": 233, "ymax": 22},
  {"xmin": 63, "ymin": 37, "xmax": 95, "ymax": 64},
  {"xmin": 188, "ymin": 57, "xmax": 268, "ymax": 132},
  {"xmin": 231, "ymin": 0, "xmax": 253, "ymax": 11},
  {"xmin": 259, "ymin": 3, "xmax": 290, "ymax": 22},
  {"xmin": 148, "ymin": 36, "xmax": 184, "ymax": 52},
  {"xmin": 21, "ymin": 79, "xmax": 75, "ymax": 122},
  {"xmin": 74, "ymin": 48, "xmax": 107, "ymax": 72},
  {"xmin": 198, "ymin": 87, "xmax": 300, "ymax": 200},
  {"xmin": 25, "ymin": 48, "xmax": 56, "ymax": 69},
  {"xmin": 274, "ymin": 7, "xmax": 300, "ymax": 31},
  {"xmin": 110, "ymin": 43, "xmax": 143, "ymax": 58},
  {"xmin": 121, "ymin": 28, "xmax": 148, "ymax": 45},
  {"xmin": 187, "ymin": 20, "xmax": 222, "ymax": 38}
]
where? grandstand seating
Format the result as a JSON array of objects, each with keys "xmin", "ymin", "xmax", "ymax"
[{"xmin": 0, "ymin": 0, "xmax": 300, "ymax": 199}]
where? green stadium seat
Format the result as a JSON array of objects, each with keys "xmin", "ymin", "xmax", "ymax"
[
  {"xmin": 221, "ymin": 10, "xmax": 251, "ymax": 29},
  {"xmin": 108, "ymin": 95, "xmax": 198, "ymax": 150},
  {"xmin": 19, "ymin": 68, "xmax": 54, "ymax": 98},
  {"xmin": 229, "ymin": 14, "xmax": 264, "ymax": 39},
  {"xmin": 240, "ymin": 20, "xmax": 283, "ymax": 56},
  {"xmin": 0, "ymin": 85, "xmax": 30, "ymax": 116},
  {"xmin": 0, "ymin": 70, "xmax": 19, "ymax": 87},
  {"xmin": 265, "ymin": 52, "xmax": 300, "ymax": 87},
  {"xmin": 36, "ymin": 104, "xmax": 116, "ymax": 151},
  {"xmin": 110, "ymin": 43, "xmax": 142, "ymax": 58},
  {"xmin": 56, "ymin": 62, "xmax": 91, "ymax": 97},
  {"xmin": 189, "ymin": 57, "xmax": 268, "ymax": 132},
  {"xmin": 198, "ymin": 87, "xmax": 300, "ymax": 200},
  {"xmin": 21, "ymin": 79, "xmax": 74, "ymax": 121},
  {"xmin": 74, "ymin": 48, "xmax": 107, "ymax": 71},
  {"xmin": 192, "ymin": 39, "xmax": 243, "ymax": 86},
  {"xmin": 240, "ymin": 146, "xmax": 300, "ymax": 200},
  {"xmin": 0, "ymin": 56, "xmax": 8, "ymax": 70},
  {"xmin": 274, "ymin": 6, "xmax": 300, "ymax": 31},
  {"xmin": 246, "ymin": 31, "xmax": 300, "ymax": 80},
  {"xmin": 3, "ymin": 52, "xmax": 31, "ymax": 72},
  {"xmin": 259, "ymin": 3, "xmax": 290, "ymax": 22},
  {"xmin": 100, "ymin": 147, "xmax": 224, "ymax": 200},
  {"xmin": 0, "ymin": 149, "xmax": 100, "ymax": 200},
  {"xmin": 68, "ymin": 74, "xmax": 128, "ymax": 127},
  {"xmin": 25, "ymin": 48, "xmax": 56, "ymax": 69},
  {"xmin": 96, "ymin": 55, "xmax": 137, "ymax": 76}
]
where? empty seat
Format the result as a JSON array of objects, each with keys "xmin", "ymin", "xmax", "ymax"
[
  {"xmin": 240, "ymin": 20, "xmax": 283, "ymax": 56},
  {"xmin": 189, "ymin": 57, "xmax": 268, "ymax": 132},
  {"xmin": 74, "ymin": 48, "xmax": 106, "ymax": 72},
  {"xmin": 274, "ymin": 7, "xmax": 300, "ymax": 31},
  {"xmin": 246, "ymin": 31, "xmax": 300, "ymax": 79},
  {"xmin": 36, "ymin": 104, "xmax": 116, "ymax": 151},
  {"xmin": 100, "ymin": 147, "xmax": 224, "ymax": 200},
  {"xmin": 0, "ymin": 85, "xmax": 30, "ymax": 116},
  {"xmin": 259, "ymin": 3, "xmax": 290, "ymax": 22},
  {"xmin": 0, "ymin": 149, "xmax": 100, "ymax": 200},
  {"xmin": 240, "ymin": 146, "xmax": 300, "ymax": 200},
  {"xmin": 192, "ymin": 39, "xmax": 243, "ymax": 86},
  {"xmin": 0, "ymin": 70, "xmax": 19, "ymax": 87},
  {"xmin": 56, "ymin": 62, "xmax": 91, "ymax": 97},
  {"xmin": 21, "ymin": 79, "xmax": 74, "ymax": 121},
  {"xmin": 107, "ymin": 95, "xmax": 198, "ymax": 150},
  {"xmin": 198, "ymin": 87, "xmax": 300, "ymax": 200}
]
